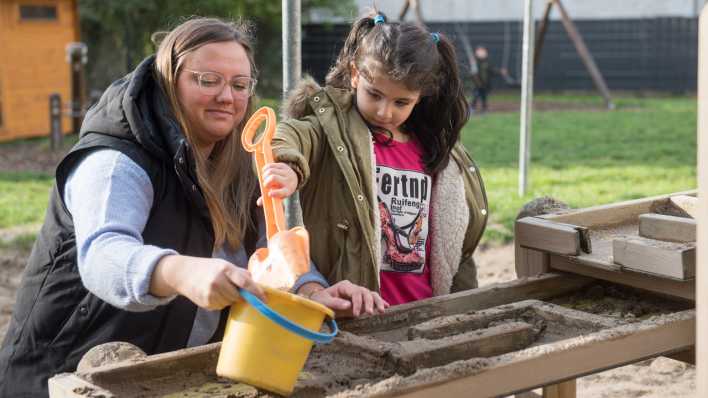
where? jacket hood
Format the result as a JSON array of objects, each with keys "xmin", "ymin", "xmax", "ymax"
[
  {"xmin": 281, "ymin": 76, "xmax": 322, "ymax": 120},
  {"xmin": 281, "ymin": 76, "xmax": 355, "ymax": 120},
  {"xmin": 80, "ymin": 55, "xmax": 185, "ymax": 162}
]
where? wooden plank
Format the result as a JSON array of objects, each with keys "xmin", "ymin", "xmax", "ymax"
[
  {"xmin": 394, "ymin": 322, "xmax": 536, "ymax": 374},
  {"xmin": 339, "ymin": 273, "xmax": 593, "ymax": 334},
  {"xmin": 669, "ymin": 195, "xmax": 698, "ymax": 219},
  {"xmin": 48, "ymin": 373, "xmax": 115, "ymax": 398},
  {"xmin": 515, "ymin": 217, "xmax": 588, "ymax": 255},
  {"xmin": 543, "ymin": 380, "xmax": 576, "ymax": 398},
  {"xmin": 698, "ymin": 6, "xmax": 708, "ymax": 395},
  {"xmin": 549, "ymin": 255, "xmax": 695, "ymax": 301},
  {"xmin": 371, "ymin": 310, "xmax": 695, "ymax": 398},
  {"xmin": 541, "ymin": 190, "xmax": 696, "ymax": 227},
  {"xmin": 639, "ymin": 213, "xmax": 696, "ymax": 243},
  {"xmin": 82, "ymin": 343, "xmax": 219, "ymax": 386},
  {"xmin": 515, "ymin": 246, "xmax": 550, "ymax": 277},
  {"xmin": 613, "ymin": 236, "xmax": 695, "ymax": 280}
]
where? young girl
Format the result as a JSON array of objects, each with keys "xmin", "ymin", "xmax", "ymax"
[{"xmin": 273, "ymin": 12, "xmax": 488, "ymax": 306}]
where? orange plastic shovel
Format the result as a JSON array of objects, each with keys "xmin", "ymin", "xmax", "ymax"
[{"xmin": 241, "ymin": 106, "xmax": 311, "ymax": 289}]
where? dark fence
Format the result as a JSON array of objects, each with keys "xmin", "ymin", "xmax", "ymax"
[{"xmin": 302, "ymin": 17, "xmax": 698, "ymax": 92}]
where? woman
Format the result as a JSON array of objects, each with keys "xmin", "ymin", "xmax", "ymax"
[{"xmin": 0, "ymin": 17, "xmax": 380, "ymax": 397}]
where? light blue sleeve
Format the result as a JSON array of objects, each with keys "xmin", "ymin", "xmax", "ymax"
[
  {"xmin": 292, "ymin": 262, "xmax": 330, "ymax": 292},
  {"xmin": 64, "ymin": 149, "xmax": 177, "ymax": 312}
]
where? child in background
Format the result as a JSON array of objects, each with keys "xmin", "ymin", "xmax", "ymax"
[
  {"xmin": 470, "ymin": 45, "xmax": 508, "ymax": 113},
  {"xmin": 272, "ymin": 12, "xmax": 489, "ymax": 306}
]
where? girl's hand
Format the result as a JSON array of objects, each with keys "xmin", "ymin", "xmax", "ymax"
[
  {"xmin": 298, "ymin": 280, "xmax": 389, "ymax": 318},
  {"xmin": 151, "ymin": 255, "xmax": 265, "ymax": 310},
  {"xmin": 257, "ymin": 162, "xmax": 298, "ymax": 206}
]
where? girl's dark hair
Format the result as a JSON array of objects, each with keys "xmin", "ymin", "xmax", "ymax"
[{"xmin": 326, "ymin": 12, "xmax": 469, "ymax": 174}]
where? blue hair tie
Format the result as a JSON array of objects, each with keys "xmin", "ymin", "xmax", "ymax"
[
  {"xmin": 431, "ymin": 32, "xmax": 440, "ymax": 44},
  {"xmin": 373, "ymin": 14, "xmax": 385, "ymax": 25}
]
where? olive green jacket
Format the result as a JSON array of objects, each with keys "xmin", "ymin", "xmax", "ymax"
[{"xmin": 272, "ymin": 78, "xmax": 488, "ymax": 295}]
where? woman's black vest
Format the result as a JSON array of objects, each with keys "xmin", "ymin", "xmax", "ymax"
[{"xmin": 0, "ymin": 56, "xmax": 231, "ymax": 397}]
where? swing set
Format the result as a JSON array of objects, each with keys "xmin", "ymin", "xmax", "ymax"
[{"xmin": 399, "ymin": 0, "xmax": 613, "ymax": 107}]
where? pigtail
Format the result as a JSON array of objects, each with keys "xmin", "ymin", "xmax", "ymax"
[
  {"xmin": 325, "ymin": 14, "xmax": 379, "ymax": 89},
  {"xmin": 405, "ymin": 33, "xmax": 469, "ymax": 174}
]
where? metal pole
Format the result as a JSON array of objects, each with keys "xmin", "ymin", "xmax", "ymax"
[
  {"xmin": 696, "ymin": 4, "xmax": 708, "ymax": 396},
  {"xmin": 519, "ymin": 0, "xmax": 535, "ymax": 196},
  {"xmin": 283, "ymin": 0, "xmax": 301, "ymax": 97},
  {"xmin": 283, "ymin": 0, "xmax": 304, "ymax": 228}
]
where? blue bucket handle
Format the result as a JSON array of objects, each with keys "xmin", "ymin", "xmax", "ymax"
[{"xmin": 239, "ymin": 289, "xmax": 338, "ymax": 343}]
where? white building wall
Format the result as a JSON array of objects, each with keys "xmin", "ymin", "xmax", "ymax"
[{"xmin": 350, "ymin": 0, "xmax": 708, "ymax": 22}]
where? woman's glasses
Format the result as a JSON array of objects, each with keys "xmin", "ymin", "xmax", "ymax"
[{"xmin": 184, "ymin": 69, "xmax": 257, "ymax": 97}]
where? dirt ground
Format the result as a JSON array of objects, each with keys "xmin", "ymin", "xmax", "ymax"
[{"xmin": 0, "ymin": 139, "xmax": 695, "ymax": 397}]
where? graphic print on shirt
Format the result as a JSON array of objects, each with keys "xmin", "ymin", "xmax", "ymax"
[{"xmin": 377, "ymin": 165, "xmax": 432, "ymax": 274}]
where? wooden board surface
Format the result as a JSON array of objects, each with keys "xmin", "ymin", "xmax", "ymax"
[
  {"xmin": 639, "ymin": 213, "xmax": 696, "ymax": 243},
  {"xmin": 515, "ymin": 217, "xmax": 588, "ymax": 255},
  {"xmin": 550, "ymin": 255, "xmax": 695, "ymax": 301},
  {"xmin": 540, "ymin": 191, "xmax": 696, "ymax": 228},
  {"xmin": 613, "ymin": 236, "xmax": 696, "ymax": 280}
]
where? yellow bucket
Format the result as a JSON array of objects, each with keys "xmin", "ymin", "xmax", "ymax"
[{"xmin": 216, "ymin": 286, "xmax": 337, "ymax": 396}]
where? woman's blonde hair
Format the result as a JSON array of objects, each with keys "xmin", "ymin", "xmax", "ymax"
[{"xmin": 154, "ymin": 17, "xmax": 259, "ymax": 249}]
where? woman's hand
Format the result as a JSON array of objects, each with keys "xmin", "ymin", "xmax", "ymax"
[
  {"xmin": 151, "ymin": 255, "xmax": 265, "ymax": 310},
  {"xmin": 257, "ymin": 163, "xmax": 298, "ymax": 206},
  {"xmin": 298, "ymin": 280, "xmax": 389, "ymax": 318}
]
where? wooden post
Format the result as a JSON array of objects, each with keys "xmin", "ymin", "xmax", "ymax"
[
  {"xmin": 555, "ymin": 0, "xmax": 614, "ymax": 110},
  {"xmin": 696, "ymin": 4, "xmax": 708, "ymax": 397},
  {"xmin": 66, "ymin": 42, "xmax": 86, "ymax": 135},
  {"xmin": 543, "ymin": 380, "xmax": 576, "ymax": 398},
  {"xmin": 399, "ymin": 0, "xmax": 424, "ymax": 24},
  {"xmin": 534, "ymin": 0, "xmax": 555, "ymax": 68},
  {"xmin": 519, "ymin": 0, "xmax": 535, "ymax": 196},
  {"xmin": 49, "ymin": 93, "xmax": 62, "ymax": 150}
]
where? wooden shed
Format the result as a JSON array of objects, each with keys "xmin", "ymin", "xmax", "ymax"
[{"xmin": 0, "ymin": 0, "xmax": 79, "ymax": 142}]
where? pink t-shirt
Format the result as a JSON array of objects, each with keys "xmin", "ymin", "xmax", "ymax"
[{"xmin": 374, "ymin": 134, "xmax": 433, "ymax": 305}]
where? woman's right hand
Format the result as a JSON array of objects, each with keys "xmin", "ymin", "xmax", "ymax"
[{"xmin": 151, "ymin": 255, "xmax": 265, "ymax": 310}]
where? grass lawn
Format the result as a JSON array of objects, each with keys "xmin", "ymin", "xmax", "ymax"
[
  {"xmin": 0, "ymin": 94, "xmax": 697, "ymax": 245},
  {"xmin": 0, "ymin": 171, "xmax": 53, "ymax": 229},
  {"xmin": 464, "ymin": 95, "xmax": 696, "ymax": 241}
]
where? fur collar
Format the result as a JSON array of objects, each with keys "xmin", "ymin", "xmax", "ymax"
[{"xmin": 281, "ymin": 76, "xmax": 323, "ymax": 120}]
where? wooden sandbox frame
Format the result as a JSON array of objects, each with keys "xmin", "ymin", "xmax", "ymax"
[
  {"xmin": 48, "ymin": 268, "xmax": 694, "ymax": 398},
  {"xmin": 514, "ymin": 191, "xmax": 697, "ymax": 397}
]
